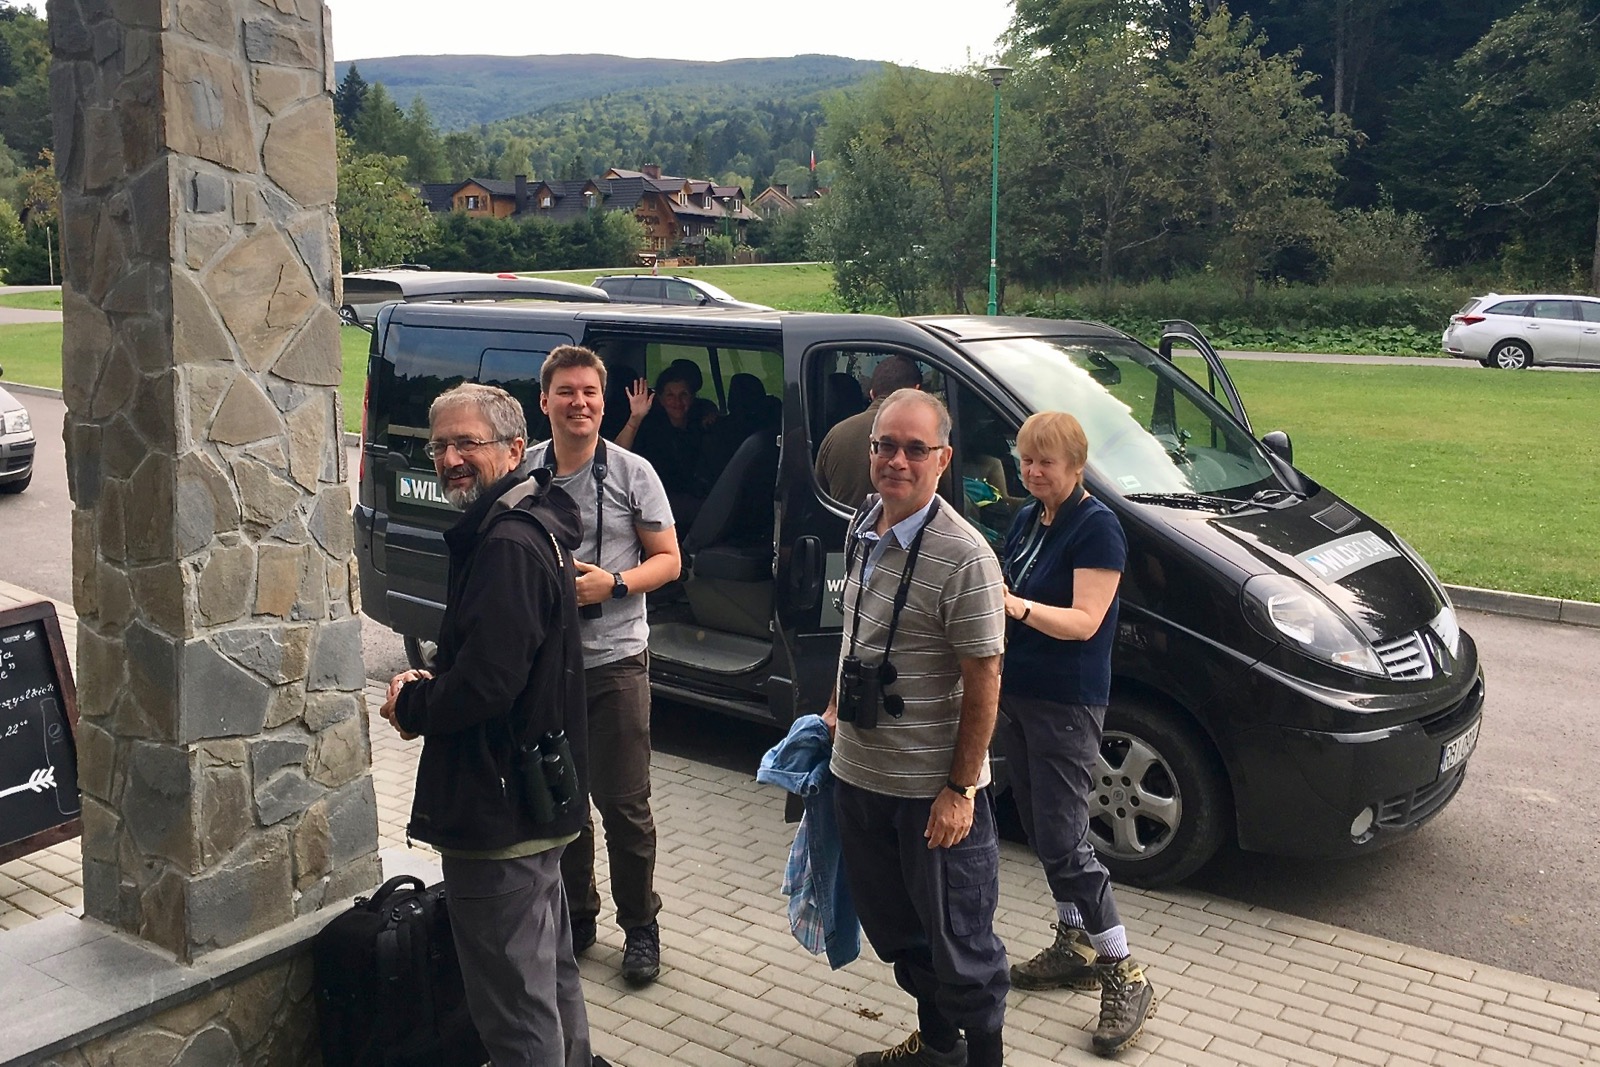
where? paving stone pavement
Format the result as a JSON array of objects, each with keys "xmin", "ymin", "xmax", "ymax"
[{"xmin": 4, "ymin": 578, "xmax": 1599, "ymax": 1066}]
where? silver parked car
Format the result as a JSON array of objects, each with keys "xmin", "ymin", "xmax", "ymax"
[
  {"xmin": 340, "ymin": 269, "xmax": 609, "ymax": 328},
  {"xmin": 592, "ymin": 274, "xmax": 771, "ymax": 310},
  {"xmin": 0, "ymin": 365, "xmax": 36, "ymax": 494},
  {"xmin": 1442, "ymin": 293, "xmax": 1600, "ymax": 369}
]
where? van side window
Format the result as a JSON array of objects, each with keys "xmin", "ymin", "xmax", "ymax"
[
  {"xmin": 479, "ymin": 335, "xmax": 578, "ymax": 441},
  {"xmin": 949, "ymin": 381, "xmax": 1025, "ymax": 550},
  {"xmin": 805, "ymin": 348, "xmax": 941, "ymax": 513}
]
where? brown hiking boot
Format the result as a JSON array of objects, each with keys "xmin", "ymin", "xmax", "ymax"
[
  {"xmin": 853, "ymin": 1030, "xmax": 968, "ymax": 1066},
  {"xmin": 1092, "ymin": 956, "xmax": 1155, "ymax": 1056},
  {"xmin": 1009, "ymin": 923, "xmax": 1100, "ymax": 991}
]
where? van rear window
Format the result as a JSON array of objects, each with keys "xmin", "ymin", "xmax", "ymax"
[{"xmin": 371, "ymin": 322, "xmax": 576, "ymax": 444}]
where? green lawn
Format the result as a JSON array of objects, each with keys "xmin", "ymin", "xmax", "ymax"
[
  {"xmin": 0, "ymin": 290, "xmax": 63, "ymax": 311},
  {"xmin": 3, "ymin": 320, "xmax": 1596, "ymax": 601}
]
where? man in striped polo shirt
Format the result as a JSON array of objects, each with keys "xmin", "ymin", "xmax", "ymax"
[{"xmin": 824, "ymin": 389, "xmax": 1010, "ymax": 1067}]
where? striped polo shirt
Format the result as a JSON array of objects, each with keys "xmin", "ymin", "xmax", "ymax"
[{"xmin": 830, "ymin": 495, "xmax": 1007, "ymax": 799}]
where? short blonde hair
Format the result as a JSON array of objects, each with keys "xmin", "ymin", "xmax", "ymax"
[{"xmin": 1016, "ymin": 411, "xmax": 1088, "ymax": 470}]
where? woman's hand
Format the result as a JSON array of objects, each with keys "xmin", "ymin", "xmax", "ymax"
[
  {"xmin": 626, "ymin": 378, "xmax": 653, "ymax": 422},
  {"xmin": 1003, "ymin": 592, "xmax": 1028, "ymax": 621}
]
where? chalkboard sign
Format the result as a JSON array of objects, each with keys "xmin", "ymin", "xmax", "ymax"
[{"xmin": 0, "ymin": 601, "xmax": 81, "ymax": 865}]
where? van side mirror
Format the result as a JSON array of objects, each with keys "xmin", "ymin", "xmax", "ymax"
[
  {"xmin": 0, "ymin": 363, "xmax": 6, "ymax": 378},
  {"xmin": 1261, "ymin": 430, "xmax": 1293, "ymax": 464}
]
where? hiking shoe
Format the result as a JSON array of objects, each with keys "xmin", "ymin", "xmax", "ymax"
[
  {"xmin": 853, "ymin": 1030, "xmax": 968, "ymax": 1066},
  {"xmin": 620, "ymin": 921, "xmax": 660, "ymax": 985},
  {"xmin": 1092, "ymin": 956, "xmax": 1155, "ymax": 1056},
  {"xmin": 570, "ymin": 915, "xmax": 597, "ymax": 955},
  {"xmin": 1010, "ymin": 923, "xmax": 1100, "ymax": 991}
]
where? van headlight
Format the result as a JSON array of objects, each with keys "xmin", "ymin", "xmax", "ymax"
[
  {"xmin": 1242, "ymin": 574, "xmax": 1385, "ymax": 676},
  {"xmin": 1429, "ymin": 605, "xmax": 1461, "ymax": 657},
  {"xmin": 2, "ymin": 409, "xmax": 28, "ymax": 435}
]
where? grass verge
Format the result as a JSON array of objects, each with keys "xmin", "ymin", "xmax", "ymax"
[
  {"xmin": 2, "ymin": 320, "xmax": 1594, "ymax": 601},
  {"xmin": 0, "ymin": 291, "xmax": 63, "ymax": 311}
]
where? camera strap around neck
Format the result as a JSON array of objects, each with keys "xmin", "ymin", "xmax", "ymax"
[
  {"xmin": 543, "ymin": 436, "xmax": 607, "ymax": 565},
  {"xmin": 844, "ymin": 495, "xmax": 942, "ymax": 662},
  {"xmin": 1006, "ymin": 482, "xmax": 1085, "ymax": 592}
]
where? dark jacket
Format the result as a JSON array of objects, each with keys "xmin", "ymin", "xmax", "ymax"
[{"xmin": 394, "ymin": 465, "xmax": 589, "ymax": 851}]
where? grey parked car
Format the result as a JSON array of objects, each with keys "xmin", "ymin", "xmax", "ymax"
[
  {"xmin": 0, "ymin": 366, "xmax": 36, "ymax": 494},
  {"xmin": 1442, "ymin": 293, "xmax": 1600, "ymax": 369},
  {"xmin": 592, "ymin": 274, "xmax": 771, "ymax": 310},
  {"xmin": 340, "ymin": 269, "xmax": 609, "ymax": 328}
]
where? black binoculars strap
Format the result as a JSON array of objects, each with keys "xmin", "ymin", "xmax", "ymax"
[
  {"xmin": 843, "ymin": 496, "xmax": 943, "ymax": 666},
  {"xmin": 541, "ymin": 436, "xmax": 608, "ymax": 568}
]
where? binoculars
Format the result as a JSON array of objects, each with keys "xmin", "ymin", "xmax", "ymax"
[
  {"xmin": 836, "ymin": 655, "xmax": 906, "ymax": 730},
  {"xmin": 519, "ymin": 729, "xmax": 580, "ymax": 825}
]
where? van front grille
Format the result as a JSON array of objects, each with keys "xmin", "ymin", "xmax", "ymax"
[
  {"xmin": 1378, "ymin": 765, "xmax": 1466, "ymax": 829},
  {"xmin": 1375, "ymin": 632, "xmax": 1432, "ymax": 680}
]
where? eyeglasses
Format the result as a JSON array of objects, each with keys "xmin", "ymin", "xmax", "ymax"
[
  {"xmin": 423, "ymin": 437, "xmax": 509, "ymax": 460},
  {"xmin": 869, "ymin": 438, "xmax": 946, "ymax": 462}
]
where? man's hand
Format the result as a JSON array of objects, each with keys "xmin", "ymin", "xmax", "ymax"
[
  {"xmin": 573, "ymin": 560, "xmax": 613, "ymax": 606},
  {"xmin": 821, "ymin": 701, "xmax": 839, "ymax": 738},
  {"xmin": 378, "ymin": 692, "xmax": 419, "ymax": 741},
  {"xmin": 386, "ymin": 669, "xmax": 430, "ymax": 703},
  {"xmin": 925, "ymin": 788, "xmax": 974, "ymax": 849}
]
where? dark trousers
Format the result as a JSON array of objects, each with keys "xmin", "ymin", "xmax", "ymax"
[
  {"xmin": 443, "ymin": 848, "xmax": 590, "ymax": 1067},
  {"xmin": 833, "ymin": 778, "xmax": 1009, "ymax": 1036},
  {"xmin": 997, "ymin": 692, "xmax": 1122, "ymax": 935},
  {"xmin": 561, "ymin": 652, "xmax": 661, "ymax": 930}
]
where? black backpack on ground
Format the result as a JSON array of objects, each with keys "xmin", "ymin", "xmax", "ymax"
[{"xmin": 313, "ymin": 874, "xmax": 488, "ymax": 1067}]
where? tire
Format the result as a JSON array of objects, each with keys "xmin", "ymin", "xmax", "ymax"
[
  {"xmin": 403, "ymin": 635, "xmax": 439, "ymax": 672},
  {"xmin": 1488, "ymin": 340, "xmax": 1531, "ymax": 370},
  {"xmin": 339, "ymin": 305, "xmax": 361, "ymax": 327},
  {"xmin": 0, "ymin": 471, "xmax": 30, "ymax": 494},
  {"xmin": 1089, "ymin": 698, "xmax": 1231, "ymax": 887}
]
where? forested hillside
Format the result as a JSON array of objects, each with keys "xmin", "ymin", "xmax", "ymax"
[{"xmin": 331, "ymin": 53, "xmax": 879, "ymax": 130}]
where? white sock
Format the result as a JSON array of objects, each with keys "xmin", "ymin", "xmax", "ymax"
[
  {"xmin": 1089, "ymin": 925, "xmax": 1129, "ymax": 961},
  {"xmin": 1055, "ymin": 901, "xmax": 1085, "ymax": 929}
]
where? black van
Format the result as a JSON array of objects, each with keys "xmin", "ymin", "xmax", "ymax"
[{"xmin": 354, "ymin": 302, "xmax": 1485, "ymax": 886}]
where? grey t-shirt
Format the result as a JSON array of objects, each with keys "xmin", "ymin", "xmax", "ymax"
[{"xmin": 529, "ymin": 441, "xmax": 675, "ymax": 668}]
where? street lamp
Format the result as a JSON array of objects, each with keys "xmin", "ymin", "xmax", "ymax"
[{"xmin": 983, "ymin": 65, "xmax": 1011, "ymax": 316}]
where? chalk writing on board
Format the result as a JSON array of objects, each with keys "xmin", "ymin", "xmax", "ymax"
[{"xmin": 0, "ymin": 766, "xmax": 56, "ymax": 801}]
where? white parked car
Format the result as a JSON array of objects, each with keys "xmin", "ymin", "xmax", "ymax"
[
  {"xmin": 1442, "ymin": 293, "xmax": 1600, "ymax": 369},
  {"xmin": 0, "ymin": 367, "xmax": 36, "ymax": 494}
]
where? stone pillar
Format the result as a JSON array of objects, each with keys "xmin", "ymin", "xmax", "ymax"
[{"xmin": 49, "ymin": 0, "xmax": 380, "ymax": 961}]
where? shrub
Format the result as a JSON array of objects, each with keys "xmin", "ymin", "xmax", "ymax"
[{"xmin": 1325, "ymin": 203, "xmax": 1436, "ymax": 286}]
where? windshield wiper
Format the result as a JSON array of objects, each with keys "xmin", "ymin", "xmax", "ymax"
[
  {"xmin": 1229, "ymin": 488, "xmax": 1304, "ymax": 512},
  {"xmin": 1124, "ymin": 492, "xmax": 1240, "ymax": 511}
]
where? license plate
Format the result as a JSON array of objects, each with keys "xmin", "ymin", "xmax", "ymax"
[{"xmin": 1439, "ymin": 720, "xmax": 1480, "ymax": 776}]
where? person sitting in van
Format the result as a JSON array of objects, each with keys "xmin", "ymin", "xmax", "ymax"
[
  {"xmin": 996, "ymin": 411, "xmax": 1154, "ymax": 1058},
  {"xmin": 617, "ymin": 363, "xmax": 711, "ymax": 526},
  {"xmin": 815, "ymin": 355, "xmax": 923, "ymax": 512}
]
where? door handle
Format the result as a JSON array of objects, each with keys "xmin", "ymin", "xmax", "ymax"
[{"xmin": 790, "ymin": 535, "xmax": 823, "ymax": 608}]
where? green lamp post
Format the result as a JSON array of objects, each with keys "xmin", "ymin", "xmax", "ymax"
[{"xmin": 983, "ymin": 65, "xmax": 1012, "ymax": 316}]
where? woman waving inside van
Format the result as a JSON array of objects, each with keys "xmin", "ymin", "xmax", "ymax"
[{"xmin": 996, "ymin": 411, "xmax": 1155, "ymax": 1058}]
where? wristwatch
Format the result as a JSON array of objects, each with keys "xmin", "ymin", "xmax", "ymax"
[
  {"xmin": 946, "ymin": 780, "xmax": 979, "ymax": 801},
  {"xmin": 611, "ymin": 571, "xmax": 629, "ymax": 599}
]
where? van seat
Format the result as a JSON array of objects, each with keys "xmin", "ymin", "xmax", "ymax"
[{"xmin": 693, "ymin": 544, "xmax": 770, "ymax": 583}]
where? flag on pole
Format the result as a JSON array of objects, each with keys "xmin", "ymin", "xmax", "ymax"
[{"xmin": 809, "ymin": 149, "xmax": 816, "ymax": 172}]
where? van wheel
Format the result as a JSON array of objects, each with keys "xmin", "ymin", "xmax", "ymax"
[
  {"xmin": 1489, "ymin": 341, "xmax": 1531, "ymax": 370},
  {"xmin": 339, "ymin": 305, "xmax": 361, "ymax": 326},
  {"xmin": 404, "ymin": 636, "xmax": 439, "ymax": 672},
  {"xmin": 1090, "ymin": 699, "xmax": 1230, "ymax": 888}
]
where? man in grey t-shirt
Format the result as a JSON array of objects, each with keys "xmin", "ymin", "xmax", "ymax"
[
  {"xmin": 824, "ymin": 389, "xmax": 1009, "ymax": 1067},
  {"xmin": 533, "ymin": 345, "xmax": 680, "ymax": 986}
]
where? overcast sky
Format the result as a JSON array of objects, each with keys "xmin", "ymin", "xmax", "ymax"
[{"xmin": 323, "ymin": 0, "xmax": 1015, "ymax": 72}]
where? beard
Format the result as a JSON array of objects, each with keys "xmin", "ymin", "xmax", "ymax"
[{"xmin": 442, "ymin": 467, "xmax": 485, "ymax": 509}]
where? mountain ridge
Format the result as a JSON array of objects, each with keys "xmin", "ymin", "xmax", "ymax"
[{"xmin": 333, "ymin": 53, "xmax": 884, "ymax": 130}]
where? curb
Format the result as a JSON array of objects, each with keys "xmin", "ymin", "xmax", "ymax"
[
  {"xmin": 2, "ymin": 382, "xmax": 362, "ymax": 448},
  {"xmin": 5, "ymin": 380, "xmax": 1597, "ymax": 629}
]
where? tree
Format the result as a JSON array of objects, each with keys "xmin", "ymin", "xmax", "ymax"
[
  {"xmin": 1169, "ymin": 9, "xmax": 1348, "ymax": 295},
  {"xmin": 809, "ymin": 137, "xmax": 931, "ymax": 314},
  {"xmin": 1458, "ymin": 0, "xmax": 1600, "ymax": 292},
  {"xmin": 0, "ymin": 4, "xmax": 49, "ymax": 162},
  {"xmin": 442, "ymin": 132, "xmax": 485, "ymax": 180},
  {"xmin": 333, "ymin": 65, "xmax": 369, "ymax": 134},
  {"xmin": 336, "ymin": 135, "xmax": 435, "ymax": 271},
  {"xmin": 352, "ymin": 82, "xmax": 407, "ymax": 158},
  {"xmin": 400, "ymin": 96, "xmax": 447, "ymax": 182}
]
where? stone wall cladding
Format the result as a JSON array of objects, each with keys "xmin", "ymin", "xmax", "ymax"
[
  {"xmin": 33, "ymin": 955, "xmax": 322, "ymax": 1067},
  {"xmin": 51, "ymin": 0, "xmax": 379, "ymax": 962}
]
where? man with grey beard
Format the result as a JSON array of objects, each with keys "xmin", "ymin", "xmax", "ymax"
[{"xmin": 381, "ymin": 383, "xmax": 609, "ymax": 1067}]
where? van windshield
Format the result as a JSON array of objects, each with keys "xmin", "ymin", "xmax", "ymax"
[{"xmin": 964, "ymin": 335, "xmax": 1279, "ymax": 496}]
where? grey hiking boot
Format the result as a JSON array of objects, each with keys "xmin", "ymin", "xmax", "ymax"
[
  {"xmin": 853, "ymin": 1031, "xmax": 968, "ymax": 1066},
  {"xmin": 1009, "ymin": 923, "xmax": 1100, "ymax": 991},
  {"xmin": 1092, "ymin": 956, "xmax": 1155, "ymax": 1057}
]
